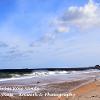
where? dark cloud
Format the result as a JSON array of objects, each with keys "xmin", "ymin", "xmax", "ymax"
[
  {"xmin": 8, "ymin": 50, "xmax": 16, "ymax": 54},
  {"xmin": 61, "ymin": 9, "xmax": 83, "ymax": 22},
  {"xmin": 29, "ymin": 33, "xmax": 56, "ymax": 47},
  {"xmin": 0, "ymin": 41, "xmax": 8, "ymax": 48}
]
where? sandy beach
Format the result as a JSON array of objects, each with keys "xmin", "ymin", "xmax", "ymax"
[
  {"xmin": 0, "ymin": 79, "xmax": 99, "ymax": 100},
  {"xmin": 0, "ymin": 71, "xmax": 100, "ymax": 100},
  {"xmin": 0, "ymin": 79, "xmax": 100, "ymax": 100}
]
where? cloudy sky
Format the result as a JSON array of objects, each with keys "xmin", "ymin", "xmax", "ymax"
[{"xmin": 0, "ymin": 0, "xmax": 100, "ymax": 68}]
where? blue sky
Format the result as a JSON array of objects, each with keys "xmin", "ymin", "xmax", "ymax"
[{"xmin": 0, "ymin": 0, "xmax": 100, "ymax": 68}]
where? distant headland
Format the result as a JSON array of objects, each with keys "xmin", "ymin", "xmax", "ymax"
[{"xmin": 0, "ymin": 65, "xmax": 100, "ymax": 73}]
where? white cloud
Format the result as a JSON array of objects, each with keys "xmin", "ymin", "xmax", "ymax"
[{"xmin": 58, "ymin": 0, "xmax": 100, "ymax": 30}]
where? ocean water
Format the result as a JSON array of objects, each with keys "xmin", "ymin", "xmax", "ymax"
[{"xmin": 0, "ymin": 69, "xmax": 99, "ymax": 82}]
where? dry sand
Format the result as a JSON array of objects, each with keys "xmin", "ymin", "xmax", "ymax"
[{"xmin": 71, "ymin": 80, "xmax": 100, "ymax": 100}]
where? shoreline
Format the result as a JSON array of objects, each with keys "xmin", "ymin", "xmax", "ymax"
[{"xmin": 0, "ymin": 72, "xmax": 99, "ymax": 100}]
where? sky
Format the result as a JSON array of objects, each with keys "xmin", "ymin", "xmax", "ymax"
[{"xmin": 0, "ymin": 0, "xmax": 100, "ymax": 68}]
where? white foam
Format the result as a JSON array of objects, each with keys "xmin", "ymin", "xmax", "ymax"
[{"xmin": 0, "ymin": 69, "xmax": 99, "ymax": 82}]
